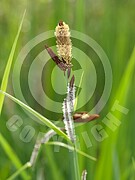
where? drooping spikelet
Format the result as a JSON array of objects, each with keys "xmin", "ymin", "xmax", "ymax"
[{"xmin": 55, "ymin": 21, "xmax": 72, "ymax": 66}]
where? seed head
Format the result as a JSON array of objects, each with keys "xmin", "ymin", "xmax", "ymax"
[{"xmin": 55, "ymin": 21, "xmax": 72, "ymax": 66}]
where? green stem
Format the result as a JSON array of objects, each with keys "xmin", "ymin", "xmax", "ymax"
[
  {"xmin": 7, "ymin": 162, "xmax": 31, "ymax": 180},
  {"xmin": 73, "ymin": 144, "xmax": 80, "ymax": 180}
]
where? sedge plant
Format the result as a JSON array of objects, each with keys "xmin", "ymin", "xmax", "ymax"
[{"xmin": 0, "ymin": 19, "xmax": 99, "ymax": 180}]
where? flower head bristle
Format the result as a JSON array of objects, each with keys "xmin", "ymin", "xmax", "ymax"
[{"xmin": 55, "ymin": 21, "xmax": 72, "ymax": 66}]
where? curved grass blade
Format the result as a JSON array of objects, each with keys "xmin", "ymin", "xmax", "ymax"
[
  {"xmin": 7, "ymin": 162, "xmax": 31, "ymax": 180},
  {"xmin": 95, "ymin": 47, "xmax": 135, "ymax": 180},
  {"xmin": 46, "ymin": 141, "xmax": 97, "ymax": 161},
  {"xmin": 0, "ymin": 90, "xmax": 72, "ymax": 144}
]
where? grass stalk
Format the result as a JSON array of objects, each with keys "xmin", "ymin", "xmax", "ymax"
[
  {"xmin": 73, "ymin": 144, "xmax": 80, "ymax": 180},
  {"xmin": 7, "ymin": 162, "xmax": 31, "ymax": 180}
]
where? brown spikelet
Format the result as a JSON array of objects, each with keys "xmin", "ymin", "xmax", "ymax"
[
  {"xmin": 45, "ymin": 45, "xmax": 68, "ymax": 71},
  {"xmin": 55, "ymin": 21, "xmax": 72, "ymax": 66},
  {"xmin": 73, "ymin": 112, "xmax": 99, "ymax": 123}
]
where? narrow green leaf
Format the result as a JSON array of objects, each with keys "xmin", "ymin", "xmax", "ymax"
[
  {"xmin": 74, "ymin": 71, "xmax": 84, "ymax": 111},
  {"xmin": 0, "ymin": 133, "xmax": 30, "ymax": 180},
  {"xmin": 0, "ymin": 10, "xmax": 30, "ymax": 180},
  {"xmin": 45, "ymin": 146, "xmax": 64, "ymax": 180},
  {"xmin": 95, "ymin": 47, "xmax": 135, "ymax": 180},
  {"xmin": 46, "ymin": 141, "xmax": 97, "ymax": 161},
  {"xmin": 0, "ymin": 10, "xmax": 26, "ymax": 114},
  {"xmin": 7, "ymin": 162, "xmax": 31, "ymax": 180},
  {"xmin": 115, "ymin": 47, "xmax": 135, "ymax": 103},
  {"xmin": 0, "ymin": 90, "xmax": 72, "ymax": 144},
  {"xmin": 132, "ymin": 157, "xmax": 135, "ymax": 171}
]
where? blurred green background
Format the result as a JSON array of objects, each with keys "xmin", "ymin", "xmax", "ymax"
[{"xmin": 0, "ymin": 0, "xmax": 135, "ymax": 179}]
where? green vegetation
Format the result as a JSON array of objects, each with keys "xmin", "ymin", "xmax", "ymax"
[{"xmin": 0, "ymin": 0, "xmax": 135, "ymax": 179}]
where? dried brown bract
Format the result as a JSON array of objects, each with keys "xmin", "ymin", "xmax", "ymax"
[
  {"xmin": 45, "ymin": 45, "xmax": 68, "ymax": 71},
  {"xmin": 73, "ymin": 112, "xmax": 99, "ymax": 123}
]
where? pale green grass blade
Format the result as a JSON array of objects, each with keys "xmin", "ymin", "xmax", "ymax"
[
  {"xmin": 7, "ymin": 162, "xmax": 31, "ymax": 180},
  {"xmin": 132, "ymin": 157, "xmax": 135, "ymax": 179},
  {"xmin": 46, "ymin": 141, "xmax": 97, "ymax": 161},
  {"xmin": 74, "ymin": 71, "xmax": 84, "ymax": 111},
  {"xmin": 95, "ymin": 47, "xmax": 135, "ymax": 180},
  {"xmin": 115, "ymin": 47, "xmax": 135, "ymax": 103},
  {"xmin": 0, "ymin": 10, "xmax": 26, "ymax": 114},
  {"xmin": 0, "ymin": 133, "xmax": 30, "ymax": 180},
  {"xmin": 0, "ymin": 90, "xmax": 72, "ymax": 144},
  {"xmin": 122, "ymin": 158, "xmax": 135, "ymax": 180},
  {"xmin": 45, "ymin": 146, "xmax": 64, "ymax": 180},
  {"xmin": 132, "ymin": 157, "xmax": 135, "ymax": 171},
  {"xmin": 0, "ymin": 10, "xmax": 29, "ymax": 180}
]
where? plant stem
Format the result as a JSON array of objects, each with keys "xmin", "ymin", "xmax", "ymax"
[
  {"xmin": 73, "ymin": 144, "xmax": 80, "ymax": 180},
  {"xmin": 7, "ymin": 162, "xmax": 31, "ymax": 180},
  {"xmin": 65, "ymin": 69, "xmax": 80, "ymax": 180}
]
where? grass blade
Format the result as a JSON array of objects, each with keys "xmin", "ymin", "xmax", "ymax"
[
  {"xmin": 0, "ymin": 90, "xmax": 72, "ymax": 144},
  {"xmin": 45, "ymin": 146, "xmax": 65, "ymax": 180},
  {"xmin": 7, "ymin": 162, "xmax": 31, "ymax": 180},
  {"xmin": 74, "ymin": 71, "xmax": 84, "ymax": 111},
  {"xmin": 132, "ymin": 157, "xmax": 135, "ymax": 171},
  {"xmin": 95, "ymin": 47, "xmax": 135, "ymax": 180},
  {"xmin": 0, "ymin": 10, "xmax": 30, "ymax": 180},
  {"xmin": 0, "ymin": 10, "xmax": 26, "ymax": 114},
  {"xmin": 0, "ymin": 134, "xmax": 30, "ymax": 179},
  {"xmin": 46, "ymin": 141, "xmax": 97, "ymax": 161}
]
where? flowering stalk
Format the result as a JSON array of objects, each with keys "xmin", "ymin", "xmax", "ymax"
[
  {"xmin": 62, "ymin": 81, "xmax": 76, "ymax": 143},
  {"xmin": 45, "ymin": 20, "xmax": 100, "ymax": 180},
  {"xmin": 55, "ymin": 21, "xmax": 80, "ymax": 180}
]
